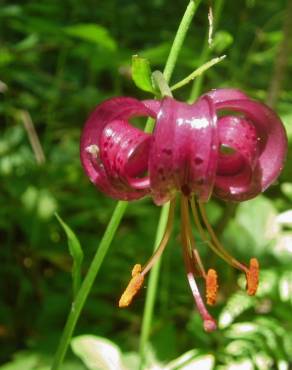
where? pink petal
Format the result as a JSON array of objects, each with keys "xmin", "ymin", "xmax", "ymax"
[
  {"xmin": 80, "ymin": 97, "xmax": 156, "ymax": 200},
  {"xmin": 213, "ymin": 98, "xmax": 287, "ymax": 201},
  {"xmin": 205, "ymin": 88, "xmax": 249, "ymax": 103},
  {"xmin": 142, "ymin": 99, "xmax": 161, "ymax": 115},
  {"xmin": 100, "ymin": 119, "xmax": 151, "ymax": 190},
  {"xmin": 149, "ymin": 96, "xmax": 218, "ymax": 205},
  {"xmin": 215, "ymin": 115, "xmax": 259, "ymax": 197}
]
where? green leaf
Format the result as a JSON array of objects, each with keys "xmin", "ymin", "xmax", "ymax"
[
  {"xmin": 235, "ymin": 195, "xmax": 277, "ymax": 253},
  {"xmin": 0, "ymin": 353, "xmax": 38, "ymax": 370},
  {"xmin": 64, "ymin": 24, "xmax": 117, "ymax": 51},
  {"xmin": 210, "ymin": 30, "xmax": 233, "ymax": 53},
  {"xmin": 71, "ymin": 335, "xmax": 124, "ymax": 370},
  {"xmin": 55, "ymin": 213, "xmax": 83, "ymax": 297},
  {"xmin": 0, "ymin": 47, "xmax": 14, "ymax": 67},
  {"xmin": 132, "ymin": 55, "xmax": 156, "ymax": 94},
  {"xmin": 167, "ymin": 350, "xmax": 215, "ymax": 370},
  {"xmin": 219, "ymin": 292, "xmax": 254, "ymax": 329},
  {"xmin": 178, "ymin": 354, "xmax": 214, "ymax": 370}
]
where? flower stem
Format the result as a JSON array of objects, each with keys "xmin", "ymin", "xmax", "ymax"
[
  {"xmin": 152, "ymin": 70, "xmax": 173, "ymax": 97},
  {"xmin": 188, "ymin": 0, "xmax": 225, "ymax": 103},
  {"xmin": 138, "ymin": 203, "xmax": 170, "ymax": 370},
  {"xmin": 51, "ymin": 201, "xmax": 128, "ymax": 370},
  {"xmin": 163, "ymin": 0, "xmax": 202, "ymax": 83}
]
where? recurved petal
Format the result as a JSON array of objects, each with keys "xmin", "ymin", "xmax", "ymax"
[
  {"xmin": 215, "ymin": 115, "xmax": 259, "ymax": 198},
  {"xmin": 214, "ymin": 99, "xmax": 287, "ymax": 201},
  {"xmin": 80, "ymin": 97, "xmax": 156, "ymax": 200},
  {"xmin": 100, "ymin": 119, "xmax": 152, "ymax": 190}
]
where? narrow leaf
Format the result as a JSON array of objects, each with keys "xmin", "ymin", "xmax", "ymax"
[
  {"xmin": 64, "ymin": 24, "xmax": 117, "ymax": 51},
  {"xmin": 55, "ymin": 213, "xmax": 83, "ymax": 297},
  {"xmin": 132, "ymin": 55, "xmax": 156, "ymax": 94},
  {"xmin": 170, "ymin": 55, "xmax": 226, "ymax": 91}
]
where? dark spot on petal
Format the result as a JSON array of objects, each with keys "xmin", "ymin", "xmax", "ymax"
[
  {"xmin": 181, "ymin": 184, "xmax": 191, "ymax": 196},
  {"xmin": 162, "ymin": 148, "xmax": 172, "ymax": 156},
  {"xmin": 194, "ymin": 156, "xmax": 203, "ymax": 165}
]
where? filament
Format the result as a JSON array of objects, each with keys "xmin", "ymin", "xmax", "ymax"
[
  {"xmin": 141, "ymin": 198, "xmax": 176, "ymax": 276},
  {"xmin": 190, "ymin": 198, "xmax": 228, "ymax": 263},
  {"xmin": 195, "ymin": 200, "xmax": 248, "ymax": 274}
]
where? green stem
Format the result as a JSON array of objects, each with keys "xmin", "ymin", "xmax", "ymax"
[
  {"xmin": 163, "ymin": 0, "xmax": 202, "ymax": 83},
  {"xmin": 188, "ymin": 0, "xmax": 225, "ymax": 103},
  {"xmin": 51, "ymin": 201, "xmax": 128, "ymax": 370},
  {"xmin": 138, "ymin": 203, "xmax": 170, "ymax": 370},
  {"xmin": 152, "ymin": 70, "xmax": 173, "ymax": 97}
]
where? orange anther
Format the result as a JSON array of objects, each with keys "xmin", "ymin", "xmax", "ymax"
[
  {"xmin": 206, "ymin": 269, "xmax": 218, "ymax": 305},
  {"xmin": 131, "ymin": 264, "xmax": 142, "ymax": 277},
  {"xmin": 118, "ymin": 264, "xmax": 144, "ymax": 308},
  {"xmin": 246, "ymin": 258, "xmax": 259, "ymax": 296}
]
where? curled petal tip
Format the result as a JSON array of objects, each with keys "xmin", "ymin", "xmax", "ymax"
[
  {"xmin": 208, "ymin": 90, "xmax": 287, "ymax": 201},
  {"xmin": 80, "ymin": 97, "xmax": 156, "ymax": 201}
]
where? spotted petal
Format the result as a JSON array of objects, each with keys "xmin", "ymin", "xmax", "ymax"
[
  {"xmin": 148, "ymin": 96, "xmax": 218, "ymax": 205},
  {"xmin": 80, "ymin": 97, "xmax": 156, "ymax": 200},
  {"xmin": 205, "ymin": 89, "xmax": 287, "ymax": 201}
]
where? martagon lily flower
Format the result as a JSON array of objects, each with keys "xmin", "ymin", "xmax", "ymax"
[{"xmin": 80, "ymin": 88, "xmax": 287, "ymax": 332}]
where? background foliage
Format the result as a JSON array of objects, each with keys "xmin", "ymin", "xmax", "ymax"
[{"xmin": 1, "ymin": 0, "xmax": 292, "ymax": 369}]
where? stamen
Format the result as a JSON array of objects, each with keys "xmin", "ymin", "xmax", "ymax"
[
  {"xmin": 119, "ymin": 264, "xmax": 144, "ymax": 308},
  {"xmin": 181, "ymin": 196, "xmax": 217, "ymax": 332},
  {"xmin": 119, "ymin": 199, "xmax": 176, "ymax": 308},
  {"xmin": 206, "ymin": 269, "xmax": 218, "ymax": 305},
  {"xmin": 196, "ymin": 200, "xmax": 248, "ymax": 274},
  {"xmin": 246, "ymin": 258, "xmax": 259, "ymax": 295}
]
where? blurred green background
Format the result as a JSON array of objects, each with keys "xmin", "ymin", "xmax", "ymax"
[{"xmin": 1, "ymin": 0, "xmax": 292, "ymax": 369}]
